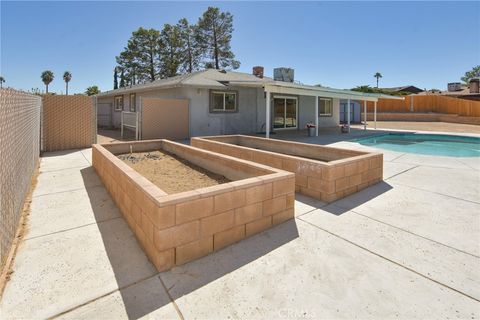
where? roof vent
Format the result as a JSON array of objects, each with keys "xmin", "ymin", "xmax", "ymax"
[
  {"xmin": 219, "ymin": 69, "xmax": 227, "ymax": 74},
  {"xmin": 273, "ymin": 67, "xmax": 294, "ymax": 82}
]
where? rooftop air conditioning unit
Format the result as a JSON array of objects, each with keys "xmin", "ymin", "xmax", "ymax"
[{"xmin": 273, "ymin": 68, "xmax": 294, "ymax": 83}]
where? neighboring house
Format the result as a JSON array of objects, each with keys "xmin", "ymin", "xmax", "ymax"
[
  {"xmin": 381, "ymin": 85, "xmax": 424, "ymax": 95},
  {"xmin": 96, "ymin": 67, "xmax": 396, "ymax": 139},
  {"xmin": 414, "ymin": 79, "xmax": 480, "ymax": 101}
]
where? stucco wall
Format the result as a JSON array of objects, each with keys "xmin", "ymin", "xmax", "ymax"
[{"xmin": 97, "ymin": 86, "xmax": 341, "ymax": 136}]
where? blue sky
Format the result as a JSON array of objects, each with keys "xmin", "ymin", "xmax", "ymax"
[{"xmin": 1, "ymin": 1, "xmax": 479, "ymax": 94}]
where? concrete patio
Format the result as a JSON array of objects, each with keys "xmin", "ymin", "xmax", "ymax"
[{"xmin": 0, "ymin": 130, "xmax": 479, "ymax": 319}]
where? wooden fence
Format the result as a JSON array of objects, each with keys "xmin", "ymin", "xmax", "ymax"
[{"xmin": 367, "ymin": 95, "xmax": 480, "ymax": 117}]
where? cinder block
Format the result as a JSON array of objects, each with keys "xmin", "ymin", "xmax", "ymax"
[
  {"xmin": 147, "ymin": 204, "xmax": 175, "ymax": 230},
  {"xmin": 295, "ymin": 174, "xmax": 308, "ymax": 188},
  {"xmin": 176, "ymin": 237, "xmax": 213, "ymax": 265},
  {"xmin": 234, "ymin": 202, "xmax": 263, "ymax": 225},
  {"xmin": 335, "ymin": 177, "xmax": 349, "ymax": 192},
  {"xmin": 245, "ymin": 183, "xmax": 272, "ymax": 204},
  {"xmin": 286, "ymin": 193, "xmax": 295, "ymax": 209},
  {"xmin": 349, "ymin": 173, "xmax": 362, "ymax": 187},
  {"xmin": 176, "ymin": 197, "xmax": 214, "ymax": 225},
  {"xmin": 272, "ymin": 208, "xmax": 295, "ymax": 225},
  {"xmin": 300, "ymin": 187, "xmax": 321, "ymax": 200},
  {"xmin": 272, "ymin": 178, "xmax": 295, "ymax": 197},
  {"xmin": 246, "ymin": 216, "xmax": 272, "ymax": 237},
  {"xmin": 263, "ymin": 195, "xmax": 287, "ymax": 216},
  {"xmin": 214, "ymin": 189, "xmax": 246, "ymax": 213},
  {"xmin": 214, "ymin": 225, "xmax": 245, "ymax": 251},
  {"xmin": 358, "ymin": 159, "xmax": 369, "ymax": 173},
  {"xmin": 154, "ymin": 220, "xmax": 200, "ymax": 251},
  {"xmin": 200, "ymin": 210, "xmax": 235, "ymax": 236},
  {"xmin": 152, "ymin": 248, "xmax": 175, "ymax": 272},
  {"xmin": 141, "ymin": 214, "xmax": 154, "ymax": 243},
  {"xmin": 344, "ymin": 162, "xmax": 358, "ymax": 177}
]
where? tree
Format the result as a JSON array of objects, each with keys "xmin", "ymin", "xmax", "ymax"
[
  {"xmin": 63, "ymin": 71, "xmax": 72, "ymax": 95},
  {"xmin": 373, "ymin": 72, "xmax": 382, "ymax": 88},
  {"xmin": 159, "ymin": 23, "xmax": 184, "ymax": 78},
  {"xmin": 196, "ymin": 7, "xmax": 240, "ymax": 70},
  {"xmin": 0, "ymin": 76, "xmax": 5, "ymax": 89},
  {"xmin": 113, "ymin": 68, "xmax": 119, "ymax": 89},
  {"xmin": 85, "ymin": 85, "xmax": 100, "ymax": 96},
  {"xmin": 116, "ymin": 27, "xmax": 161, "ymax": 83},
  {"xmin": 177, "ymin": 18, "xmax": 201, "ymax": 73},
  {"xmin": 41, "ymin": 70, "xmax": 54, "ymax": 93},
  {"xmin": 461, "ymin": 65, "xmax": 480, "ymax": 84},
  {"xmin": 119, "ymin": 70, "xmax": 126, "ymax": 88}
]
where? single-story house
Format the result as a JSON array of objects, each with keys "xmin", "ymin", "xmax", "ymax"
[
  {"xmin": 381, "ymin": 85, "xmax": 424, "ymax": 95},
  {"xmin": 96, "ymin": 67, "xmax": 400, "ymax": 139}
]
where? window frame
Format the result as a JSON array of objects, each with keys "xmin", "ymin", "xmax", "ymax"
[
  {"xmin": 318, "ymin": 97, "xmax": 333, "ymax": 117},
  {"xmin": 130, "ymin": 93, "xmax": 136, "ymax": 112},
  {"xmin": 114, "ymin": 95, "xmax": 124, "ymax": 112},
  {"xmin": 209, "ymin": 90, "xmax": 238, "ymax": 113}
]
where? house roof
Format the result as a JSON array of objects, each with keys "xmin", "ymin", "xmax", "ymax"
[
  {"xmin": 97, "ymin": 69, "xmax": 402, "ymax": 101},
  {"xmin": 381, "ymin": 85, "xmax": 424, "ymax": 93}
]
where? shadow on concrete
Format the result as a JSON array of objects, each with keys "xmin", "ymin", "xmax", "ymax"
[
  {"xmin": 322, "ymin": 181, "xmax": 394, "ymax": 216},
  {"xmin": 80, "ymin": 166, "xmax": 299, "ymax": 319},
  {"xmin": 40, "ymin": 148, "xmax": 88, "ymax": 157}
]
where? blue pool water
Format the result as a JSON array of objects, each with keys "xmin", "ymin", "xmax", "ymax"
[{"xmin": 353, "ymin": 133, "xmax": 480, "ymax": 157}]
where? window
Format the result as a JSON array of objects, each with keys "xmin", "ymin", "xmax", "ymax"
[
  {"xmin": 319, "ymin": 98, "xmax": 332, "ymax": 116},
  {"xmin": 210, "ymin": 91, "xmax": 237, "ymax": 112},
  {"xmin": 114, "ymin": 96, "xmax": 123, "ymax": 111},
  {"xmin": 130, "ymin": 93, "xmax": 136, "ymax": 112}
]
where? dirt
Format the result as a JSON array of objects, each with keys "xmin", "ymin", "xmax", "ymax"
[{"xmin": 119, "ymin": 150, "xmax": 230, "ymax": 194}]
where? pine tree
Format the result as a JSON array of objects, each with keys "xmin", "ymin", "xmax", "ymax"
[
  {"xmin": 119, "ymin": 70, "xmax": 126, "ymax": 88},
  {"xmin": 196, "ymin": 7, "xmax": 240, "ymax": 70},
  {"xmin": 177, "ymin": 18, "xmax": 201, "ymax": 73},
  {"xmin": 116, "ymin": 28, "xmax": 161, "ymax": 83},
  {"xmin": 113, "ymin": 68, "xmax": 118, "ymax": 89},
  {"xmin": 159, "ymin": 24, "xmax": 184, "ymax": 78}
]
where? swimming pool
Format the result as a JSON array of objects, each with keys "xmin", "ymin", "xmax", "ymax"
[{"xmin": 353, "ymin": 133, "xmax": 480, "ymax": 157}]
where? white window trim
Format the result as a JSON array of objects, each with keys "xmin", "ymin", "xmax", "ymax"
[
  {"xmin": 318, "ymin": 97, "xmax": 333, "ymax": 117},
  {"xmin": 211, "ymin": 91, "xmax": 237, "ymax": 112},
  {"xmin": 273, "ymin": 96, "xmax": 298, "ymax": 130},
  {"xmin": 130, "ymin": 93, "xmax": 136, "ymax": 112},
  {"xmin": 114, "ymin": 96, "xmax": 123, "ymax": 112}
]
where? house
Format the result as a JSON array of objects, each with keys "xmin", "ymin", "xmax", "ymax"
[
  {"xmin": 96, "ymin": 67, "xmax": 399, "ymax": 139},
  {"xmin": 381, "ymin": 85, "xmax": 424, "ymax": 95},
  {"xmin": 414, "ymin": 79, "xmax": 480, "ymax": 101}
]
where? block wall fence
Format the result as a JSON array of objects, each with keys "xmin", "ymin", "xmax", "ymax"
[
  {"xmin": 0, "ymin": 89, "xmax": 41, "ymax": 270},
  {"xmin": 92, "ymin": 140, "xmax": 295, "ymax": 272},
  {"xmin": 191, "ymin": 136, "xmax": 383, "ymax": 203}
]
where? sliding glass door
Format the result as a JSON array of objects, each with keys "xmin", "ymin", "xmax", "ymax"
[{"xmin": 273, "ymin": 96, "xmax": 297, "ymax": 129}]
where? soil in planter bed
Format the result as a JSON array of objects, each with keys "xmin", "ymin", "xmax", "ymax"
[{"xmin": 118, "ymin": 150, "xmax": 230, "ymax": 194}]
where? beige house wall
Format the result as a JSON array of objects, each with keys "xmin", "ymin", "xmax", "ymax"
[{"xmin": 42, "ymin": 95, "xmax": 96, "ymax": 152}]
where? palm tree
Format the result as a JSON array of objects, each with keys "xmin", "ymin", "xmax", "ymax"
[
  {"xmin": 63, "ymin": 71, "xmax": 72, "ymax": 95},
  {"xmin": 0, "ymin": 76, "xmax": 5, "ymax": 89},
  {"xmin": 374, "ymin": 72, "xmax": 382, "ymax": 88},
  {"xmin": 41, "ymin": 70, "xmax": 54, "ymax": 93}
]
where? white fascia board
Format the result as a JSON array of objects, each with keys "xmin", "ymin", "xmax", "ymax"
[{"xmin": 263, "ymin": 84, "xmax": 379, "ymax": 101}]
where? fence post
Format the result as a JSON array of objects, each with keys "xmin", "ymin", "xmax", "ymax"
[
  {"xmin": 121, "ymin": 112, "xmax": 124, "ymax": 140},
  {"xmin": 410, "ymin": 95, "xmax": 414, "ymax": 112}
]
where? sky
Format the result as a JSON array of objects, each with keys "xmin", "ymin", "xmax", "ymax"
[{"xmin": 1, "ymin": 1, "xmax": 479, "ymax": 94}]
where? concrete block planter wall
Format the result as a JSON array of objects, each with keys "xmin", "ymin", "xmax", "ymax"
[
  {"xmin": 92, "ymin": 140, "xmax": 295, "ymax": 272},
  {"xmin": 191, "ymin": 135, "xmax": 383, "ymax": 203}
]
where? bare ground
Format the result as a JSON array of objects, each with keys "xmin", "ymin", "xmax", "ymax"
[{"xmin": 119, "ymin": 150, "xmax": 229, "ymax": 194}]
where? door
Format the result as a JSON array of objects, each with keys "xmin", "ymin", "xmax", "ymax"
[
  {"xmin": 340, "ymin": 102, "xmax": 355, "ymax": 124},
  {"xmin": 273, "ymin": 97, "xmax": 297, "ymax": 129}
]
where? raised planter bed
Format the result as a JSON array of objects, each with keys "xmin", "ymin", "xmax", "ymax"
[
  {"xmin": 191, "ymin": 135, "xmax": 383, "ymax": 203},
  {"xmin": 92, "ymin": 140, "xmax": 295, "ymax": 272}
]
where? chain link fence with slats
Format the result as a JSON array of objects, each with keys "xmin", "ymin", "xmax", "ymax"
[{"xmin": 0, "ymin": 88, "xmax": 41, "ymax": 269}]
